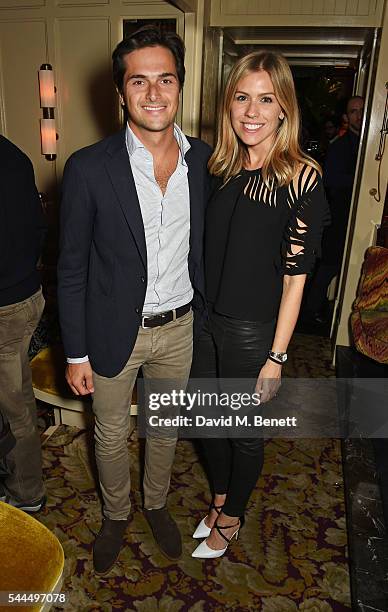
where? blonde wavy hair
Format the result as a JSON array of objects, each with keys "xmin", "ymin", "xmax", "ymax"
[{"xmin": 209, "ymin": 50, "xmax": 321, "ymax": 186}]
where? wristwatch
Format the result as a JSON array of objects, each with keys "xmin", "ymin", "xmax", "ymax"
[{"xmin": 268, "ymin": 350, "xmax": 288, "ymax": 364}]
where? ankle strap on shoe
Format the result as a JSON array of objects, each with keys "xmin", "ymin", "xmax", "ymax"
[{"xmin": 215, "ymin": 520, "xmax": 240, "ymax": 544}]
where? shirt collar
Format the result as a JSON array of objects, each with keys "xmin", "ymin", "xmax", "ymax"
[
  {"xmin": 348, "ymin": 127, "xmax": 360, "ymax": 141},
  {"xmin": 125, "ymin": 123, "xmax": 191, "ymax": 166}
]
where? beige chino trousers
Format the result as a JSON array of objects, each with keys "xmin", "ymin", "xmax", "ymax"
[
  {"xmin": 0, "ymin": 288, "xmax": 45, "ymax": 503},
  {"xmin": 92, "ymin": 309, "xmax": 193, "ymax": 520}
]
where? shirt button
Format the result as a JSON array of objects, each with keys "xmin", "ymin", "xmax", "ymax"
[{"xmin": 135, "ymin": 307, "xmax": 140, "ymax": 314}]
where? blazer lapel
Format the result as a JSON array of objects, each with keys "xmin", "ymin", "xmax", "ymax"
[
  {"xmin": 104, "ymin": 131, "xmax": 147, "ymax": 271},
  {"xmin": 186, "ymin": 146, "xmax": 203, "ymax": 260}
]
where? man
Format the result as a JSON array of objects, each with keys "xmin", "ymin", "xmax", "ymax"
[
  {"xmin": 0, "ymin": 135, "xmax": 46, "ymax": 512},
  {"xmin": 320, "ymin": 115, "xmax": 339, "ymax": 161},
  {"xmin": 57, "ymin": 26, "xmax": 211, "ymax": 573},
  {"xmin": 305, "ymin": 95, "xmax": 364, "ymax": 322}
]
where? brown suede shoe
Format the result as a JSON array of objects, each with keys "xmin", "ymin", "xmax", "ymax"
[
  {"xmin": 143, "ymin": 506, "xmax": 182, "ymax": 560},
  {"xmin": 93, "ymin": 518, "xmax": 128, "ymax": 575}
]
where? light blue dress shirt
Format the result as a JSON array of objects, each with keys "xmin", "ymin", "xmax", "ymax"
[{"xmin": 125, "ymin": 123, "xmax": 193, "ymax": 314}]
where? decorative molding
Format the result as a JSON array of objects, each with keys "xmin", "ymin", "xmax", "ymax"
[
  {"xmin": 121, "ymin": 1, "xmax": 171, "ymax": 6},
  {"xmin": 211, "ymin": 0, "xmax": 385, "ymax": 26},
  {"xmin": 54, "ymin": 15, "xmax": 115, "ymax": 175},
  {"xmin": 0, "ymin": 0, "xmax": 45, "ymax": 8},
  {"xmin": 166, "ymin": 0, "xmax": 198, "ymax": 11},
  {"xmin": 220, "ymin": 0, "xmax": 379, "ymax": 15},
  {"xmin": 56, "ymin": 0, "xmax": 109, "ymax": 7},
  {"xmin": 119, "ymin": 2, "xmax": 183, "ymax": 15}
]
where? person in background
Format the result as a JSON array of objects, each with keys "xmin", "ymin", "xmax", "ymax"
[
  {"xmin": 190, "ymin": 50, "xmax": 329, "ymax": 559},
  {"xmin": 0, "ymin": 135, "xmax": 46, "ymax": 513},
  {"xmin": 305, "ymin": 95, "xmax": 364, "ymax": 322},
  {"xmin": 320, "ymin": 115, "xmax": 339, "ymax": 160}
]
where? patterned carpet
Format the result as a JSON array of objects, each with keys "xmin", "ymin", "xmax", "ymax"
[{"xmin": 33, "ymin": 333, "xmax": 351, "ymax": 611}]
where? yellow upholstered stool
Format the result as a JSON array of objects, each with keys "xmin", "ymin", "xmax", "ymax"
[
  {"xmin": 31, "ymin": 345, "xmax": 138, "ymax": 428},
  {"xmin": 0, "ymin": 501, "xmax": 64, "ymax": 612}
]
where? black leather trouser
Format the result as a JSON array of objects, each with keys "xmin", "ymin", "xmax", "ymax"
[{"xmin": 190, "ymin": 309, "xmax": 275, "ymax": 517}]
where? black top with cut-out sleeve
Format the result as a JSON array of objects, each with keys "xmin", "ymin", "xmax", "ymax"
[{"xmin": 205, "ymin": 164, "xmax": 330, "ymax": 322}]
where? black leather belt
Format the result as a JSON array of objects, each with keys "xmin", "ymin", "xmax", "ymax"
[{"xmin": 141, "ymin": 303, "xmax": 191, "ymax": 329}]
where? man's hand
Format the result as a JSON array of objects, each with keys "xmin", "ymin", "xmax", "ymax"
[
  {"xmin": 255, "ymin": 360, "xmax": 282, "ymax": 404},
  {"xmin": 66, "ymin": 362, "xmax": 95, "ymax": 396}
]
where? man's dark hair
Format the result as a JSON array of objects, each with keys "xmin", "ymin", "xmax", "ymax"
[{"xmin": 112, "ymin": 25, "xmax": 185, "ymax": 93}]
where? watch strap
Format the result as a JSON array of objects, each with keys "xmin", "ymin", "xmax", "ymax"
[
  {"xmin": 268, "ymin": 354, "xmax": 284, "ymax": 365},
  {"xmin": 268, "ymin": 350, "xmax": 287, "ymax": 364}
]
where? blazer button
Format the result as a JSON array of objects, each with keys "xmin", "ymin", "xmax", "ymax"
[
  {"xmin": 141, "ymin": 276, "xmax": 145, "ymax": 283},
  {"xmin": 135, "ymin": 307, "xmax": 140, "ymax": 314}
]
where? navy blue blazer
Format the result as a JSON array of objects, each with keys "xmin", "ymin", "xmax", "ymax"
[{"xmin": 57, "ymin": 129, "xmax": 212, "ymax": 377}]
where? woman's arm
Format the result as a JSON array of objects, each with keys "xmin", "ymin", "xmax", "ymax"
[
  {"xmin": 255, "ymin": 273, "xmax": 306, "ymax": 402},
  {"xmin": 256, "ymin": 164, "xmax": 329, "ymax": 402}
]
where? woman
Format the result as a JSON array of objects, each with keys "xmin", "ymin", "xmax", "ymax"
[{"xmin": 191, "ymin": 50, "xmax": 329, "ymax": 559}]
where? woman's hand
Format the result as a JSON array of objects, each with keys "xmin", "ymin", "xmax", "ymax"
[{"xmin": 255, "ymin": 359, "xmax": 282, "ymax": 403}]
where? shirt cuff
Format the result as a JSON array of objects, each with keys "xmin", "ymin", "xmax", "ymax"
[{"xmin": 67, "ymin": 356, "xmax": 89, "ymax": 364}]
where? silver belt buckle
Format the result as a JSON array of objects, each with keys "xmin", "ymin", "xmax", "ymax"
[{"xmin": 141, "ymin": 315, "xmax": 149, "ymax": 329}]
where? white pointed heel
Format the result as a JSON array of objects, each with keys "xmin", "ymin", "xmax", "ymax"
[
  {"xmin": 192, "ymin": 518, "xmax": 243, "ymax": 559},
  {"xmin": 192, "ymin": 516, "xmax": 211, "ymax": 539},
  {"xmin": 192, "ymin": 503, "xmax": 223, "ymax": 539}
]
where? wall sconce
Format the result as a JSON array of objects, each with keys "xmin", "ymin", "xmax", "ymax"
[{"xmin": 38, "ymin": 64, "xmax": 57, "ymax": 161}]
